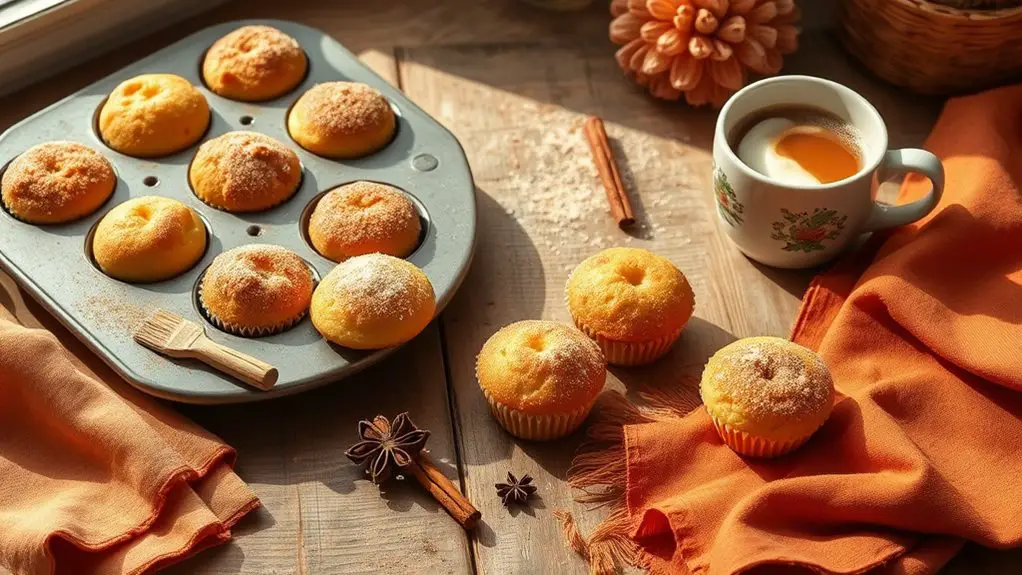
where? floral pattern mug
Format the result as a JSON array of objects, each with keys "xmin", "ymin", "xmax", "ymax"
[{"xmin": 711, "ymin": 76, "xmax": 944, "ymax": 269}]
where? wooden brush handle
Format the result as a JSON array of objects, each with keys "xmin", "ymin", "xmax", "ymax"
[{"xmin": 192, "ymin": 338, "xmax": 279, "ymax": 391}]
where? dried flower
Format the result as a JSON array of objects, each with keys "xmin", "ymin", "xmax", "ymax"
[{"xmin": 609, "ymin": 0, "xmax": 801, "ymax": 106}]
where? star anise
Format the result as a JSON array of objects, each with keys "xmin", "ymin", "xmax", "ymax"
[
  {"xmin": 344, "ymin": 412, "xmax": 430, "ymax": 484},
  {"xmin": 495, "ymin": 472, "xmax": 537, "ymax": 507}
]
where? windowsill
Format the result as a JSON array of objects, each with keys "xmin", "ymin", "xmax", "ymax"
[
  {"xmin": 0, "ymin": 0, "xmax": 68, "ymax": 30},
  {"xmin": 0, "ymin": 0, "xmax": 225, "ymax": 97}
]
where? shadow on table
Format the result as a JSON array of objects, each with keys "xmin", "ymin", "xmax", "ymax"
[
  {"xmin": 472, "ymin": 492, "xmax": 547, "ymax": 548},
  {"xmin": 442, "ymin": 187, "xmax": 547, "ymax": 330},
  {"xmin": 609, "ymin": 316, "xmax": 736, "ymax": 406},
  {"xmin": 750, "ymin": 260, "xmax": 820, "ymax": 300}
]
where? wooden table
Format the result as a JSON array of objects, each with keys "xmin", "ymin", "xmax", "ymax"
[{"xmin": 2, "ymin": 0, "xmax": 1020, "ymax": 573}]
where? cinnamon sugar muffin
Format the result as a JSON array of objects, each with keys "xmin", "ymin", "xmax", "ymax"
[
  {"xmin": 189, "ymin": 131, "xmax": 302, "ymax": 212},
  {"xmin": 202, "ymin": 25, "xmax": 307, "ymax": 102},
  {"xmin": 92, "ymin": 196, "xmax": 207, "ymax": 282},
  {"xmin": 200, "ymin": 244, "xmax": 314, "ymax": 336},
  {"xmin": 98, "ymin": 74, "xmax": 210, "ymax": 157},
  {"xmin": 566, "ymin": 247, "xmax": 695, "ymax": 366},
  {"xmin": 1, "ymin": 141, "xmax": 115, "ymax": 223},
  {"xmin": 310, "ymin": 253, "xmax": 435, "ymax": 349},
  {"xmin": 287, "ymin": 82, "xmax": 396, "ymax": 158},
  {"xmin": 308, "ymin": 181, "xmax": 421, "ymax": 261},
  {"xmin": 700, "ymin": 336, "xmax": 835, "ymax": 457},
  {"xmin": 476, "ymin": 320, "xmax": 606, "ymax": 441}
]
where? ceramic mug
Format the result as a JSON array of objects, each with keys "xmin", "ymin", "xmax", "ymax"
[{"xmin": 711, "ymin": 75, "xmax": 944, "ymax": 269}]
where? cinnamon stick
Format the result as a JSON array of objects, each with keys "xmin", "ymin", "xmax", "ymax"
[
  {"xmin": 407, "ymin": 453, "xmax": 481, "ymax": 529},
  {"xmin": 583, "ymin": 116, "xmax": 635, "ymax": 228}
]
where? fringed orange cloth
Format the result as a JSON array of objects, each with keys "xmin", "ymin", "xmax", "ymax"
[
  {"xmin": 558, "ymin": 85, "xmax": 1022, "ymax": 575},
  {"xmin": 0, "ymin": 301, "xmax": 259, "ymax": 574}
]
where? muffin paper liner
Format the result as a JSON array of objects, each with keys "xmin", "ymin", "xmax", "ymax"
[
  {"xmin": 481, "ymin": 388, "xmax": 593, "ymax": 441},
  {"xmin": 708, "ymin": 412, "xmax": 815, "ymax": 458},
  {"xmin": 571, "ymin": 315, "xmax": 683, "ymax": 366},
  {"xmin": 198, "ymin": 282, "xmax": 306, "ymax": 337}
]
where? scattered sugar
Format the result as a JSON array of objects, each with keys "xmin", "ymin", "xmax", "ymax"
[
  {"xmin": 295, "ymin": 82, "xmax": 391, "ymax": 136},
  {"xmin": 192, "ymin": 131, "xmax": 300, "ymax": 209},
  {"xmin": 205, "ymin": 25, "xmax": 304, "ymax": 90},
  {"xmin": 203, "ymin": 244, "xmax": 313, "ymax": 313},
  {"xmin": 479, "ymin": 320, "xmax": 605, "ymax": 408},
  {"xmin": 76, "ymin": 295, "xmax": 149, "ymax": 334},
  {"xmin": 309, "ymin": 182, "xmax": 420, "ymax": 257},
  {"xmin": 471, "ymin": 109, "xmax": 698, "ymax": 254},
  {"xmin": 714, "ymin": 340, "xmax": 832, "ymax": 420},
  {"xmin": 324, "ymin": 254, "xmax": 433, "ymax": 323},
  {"xmin": 1, "ymin": 141, "xmax": 114, "ymax": 219}
]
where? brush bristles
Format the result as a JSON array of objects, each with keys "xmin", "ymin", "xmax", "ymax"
[{"xmin": 133, "ymin": 311, "xmax": 186, "ymax": 350}]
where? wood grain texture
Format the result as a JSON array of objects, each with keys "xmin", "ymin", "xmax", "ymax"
[{"xmin": 0, "ymin": 0, "xmax": 1018, "ymax": 573}]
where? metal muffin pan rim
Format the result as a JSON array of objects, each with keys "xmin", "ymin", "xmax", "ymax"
[{"xmin": 0, "ymin": 18, "xmax": 477, "ymax": 404}]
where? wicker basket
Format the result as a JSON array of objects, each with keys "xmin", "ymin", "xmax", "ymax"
[{"xmin": 839, "ymin": 0, "xmax": 1022, "ymax": 94}]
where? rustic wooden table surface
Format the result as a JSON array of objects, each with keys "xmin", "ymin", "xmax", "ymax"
[{"xmin": 2, "ymin": 0, "xmax": 1020, "ymax": 573}]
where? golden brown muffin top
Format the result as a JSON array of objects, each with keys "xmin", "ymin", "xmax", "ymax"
[
  {"xmin": 566, "ymin": 247, "xmax": 694, "ymax": 341},
  {"xmin": 311, "ymin": 253, "xmax": 435, "ymax": 349},
  {"xmin": 203, "ymin": 25, "xmax": 306, "ymax": 99},
  {"xmin": 476, "ymin": 320, "xmax": 606, "ymax": 415},
  {"xmin": 293, "ymin": 82, "xmax": 392, "ymax": 137},
  {"xmin": 99, "ymin": 196, "xmax": 199, "ymax": 247},
  {"xmin": 309, "ymin": 181, "xmax": 420, "ymax": 259},
  {"xmin": 98, "ymin": 74, "xmax": 210, "ymax": 158},
  {"xmin": 317, "ymin": 253, "xmax": 432, "ymax": 326},
  {"xmin": 190, "ymin": 131, "xmax": 301, "ymax": 211},
  {"xmin": 700, "ymin": 336, "xmax": 835, "ymax": 441},
  {"xmin": 201, "ymin": 244, "xmax": 313, "ymax": 328},
  {"xmin": 2, "ymin": 141, "xmax": 114, "ymax": 221}
]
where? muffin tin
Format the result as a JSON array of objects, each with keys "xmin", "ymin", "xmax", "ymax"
[{"xmin": 0, "ymin": 19, "xmax": 476, "ymax": 404}]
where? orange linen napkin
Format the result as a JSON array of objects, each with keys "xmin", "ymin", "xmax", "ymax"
[
  {"xmin": 0, "ymin": 305, "xmax": 259, "ymax": 575},
  {"xmin": 560, "ymin": 84, "xmax": 1022, "ymax": 575}
]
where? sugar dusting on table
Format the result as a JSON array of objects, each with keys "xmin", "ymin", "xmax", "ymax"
[{"xmin": 471, "ymin": 106, "xmax": 701, "ymax": 260}]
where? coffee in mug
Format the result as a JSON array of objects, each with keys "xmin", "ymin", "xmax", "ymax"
[
  {"xmin": 729, "ymin": 105, "xmax": 863, "ymax": 186},
  {"xmin": 711, "ymin": 76, "xmax": 945, "ymax": 269}
]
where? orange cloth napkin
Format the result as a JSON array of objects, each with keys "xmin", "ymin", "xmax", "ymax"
[
  {"xmin": 0, "ymin": 304, "xmax": 259, "ymax": 575},
  {"xmin": 564, "ymin": 85, "xmax": 1022, "ymax": 574}
]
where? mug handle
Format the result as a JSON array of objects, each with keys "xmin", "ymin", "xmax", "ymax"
[{"xmin": 864, "ymin": 148, "xmax": 945, "ymax": 231}]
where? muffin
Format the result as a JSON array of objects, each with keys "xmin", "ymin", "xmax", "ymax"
[
  {"xmin": 476, "ymin": 320, "xmax": 606, "ymax": 441},
  {"xmin": 308, "ymin": 181, "xmax": 421, "ymax": 261},
  {"xmin": 92, "ymin": 196, "xmax": 207, "ymax": 282},
  {"xmin": 700, "ymin": 336, "xmax": 835, "ymax": 457},
  {"xmin": 199, "ymin": 244, "xmax": 314, "ymax": 336},
  {"xmin": 202, "ymin": 25, "xmax": 307, "ymax": 102},
  {"xmin": 1, "ymin": 141, "xmax": 115, "ymax": 224},
  {"xmin": 98, "ymin": 74, "xmax": 210, "ymax": 157},
  {"xmin": 287, "ymin": 82, "xmax": 396, "ymax": 158},
  {"xmin": 189, "ymin": 131, "xmax": 302, "ymax": 212},
  {"xmin": 566, "ymin": 247, "xmax": 694, "ymax": 366},
  {"xmin": 310, "ymin": 253, "xmax": 434, "ymax": 349}
]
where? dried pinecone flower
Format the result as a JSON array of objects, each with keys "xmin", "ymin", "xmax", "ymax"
[{"xmin": 609, "ymin": 0, "xmax": 800, "ymax": 106}]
